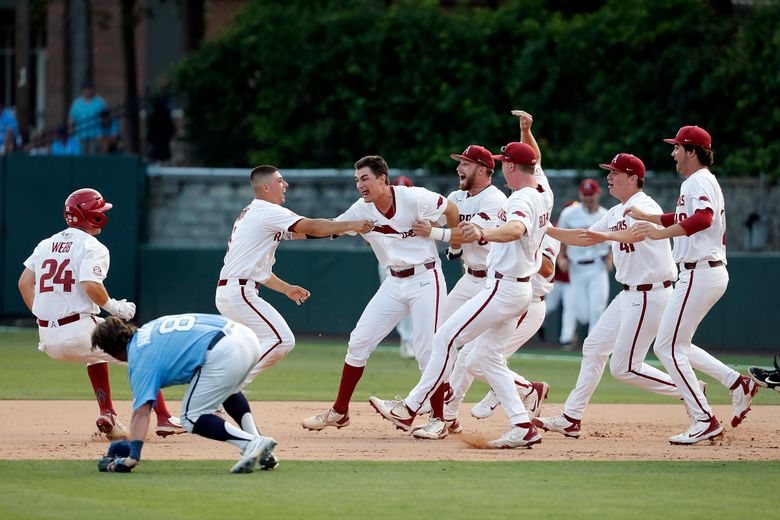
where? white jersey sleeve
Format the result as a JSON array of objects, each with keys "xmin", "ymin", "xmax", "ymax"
[{"xmin": 672, "ymin": 169, "xmax": 727, "ymax": 264}]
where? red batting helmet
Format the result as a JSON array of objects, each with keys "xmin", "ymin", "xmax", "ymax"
[{"xmin": 64, "ymin": 188, "xmax": 113, "ymax": 230}]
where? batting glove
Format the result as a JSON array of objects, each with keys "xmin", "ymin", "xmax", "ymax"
[
  {"xmin": 102, "ymin": 298, "xmax": 137, "ymax": 320},
  {"xmin": 445, "ymin": 247, "xmax": 463, "ymax": 261}
]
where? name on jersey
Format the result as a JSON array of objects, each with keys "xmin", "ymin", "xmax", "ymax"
[
  {"xmin": 372, "ymin": 224, "xmax": 416, "ymax": 238},
  {"xmin": 677, "ymin": 195, "xmax": 685, "ymax": 207},
  {"xmin": 51, "ymin": 241, "xmax": 73, "ymax": 253},
  {"xmin": 459, "ymin": 212, "xmax": 490, "ymax": 223},
  {"xmin": 609, "ymin": 220, "xmax": 627, "ymax": 232}
]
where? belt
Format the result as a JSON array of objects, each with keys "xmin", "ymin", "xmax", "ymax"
[
  {"xmin": 217, "ymin": 278, "xmax": 259, "ymax": 288},
  {"xmin": 623, "ymin": 280, "xmax": 673, "ymax": 292},
  {"xmin": 390, "ymin": 261, "xmax": 436, "ymax": 278},
  {"xmin": 466, "ymin": 267, "xmax": 488, "ymax": 278},
  {"xmin": 207, "ymin": 331, "xmax": 226, "ymax": 351},
  {"xmin": 576, "ymin": 259, "xmax": 595, "ymax": 265},
  {"xmin": 494, "ymin": 272, "xmax": 530, "ymax": 282},
  {"xmin": 37, "ymin": 314, "xmax": 81, "ymax": 328},
  {"xmin": 679, "ymin": 260, "xmax": 724, "ymax": 271}
]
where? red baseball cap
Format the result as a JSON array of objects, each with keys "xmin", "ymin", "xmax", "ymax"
[
  {"xmin": 599, "ymin": 153, "xmax": 646, "ymax": 178},
  {"xmin": 579, "ymin": 178, "xmax": 601, "ymax": 195},
  {"xmin": 491, "ymin": 142, "xmax": 537, "ymax": 166},
  {"xmin": 663, "ymin": 125, "xmax": 712, "ymax": 149},
  {"xmin": 450, "ymin": 145, "xmax": 495, "ymax": 170},
  {"xmin": 393, "ymin": 175, "xmax": 413, "ymax": 187}
]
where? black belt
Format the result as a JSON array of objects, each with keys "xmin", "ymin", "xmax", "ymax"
[
  {"xmin": 467, "ymin": 267, "xmax": 488, "ymax": 278},
  {"xmin": 494, "ymin": 272, "xmax": 530, "ymax": 282},
  {"xmin": 37, "ymin": 314, "xmax": 81, "ymax": 327},
  {"xmin": 207, "ymin": 331, "xmax": 226, "ymax": 351},
  {"xmin": 679, "ymin": 260, "xmax": 724, "ymax": 271},
  {"xmin": 623, "ymin": 280, "xmax": 673, "ymax": 292},
  {"xmin": 390, "ymin": 261, "xmax": 436, "ymax": 278},
  {"xmin": 576, "ymin": 259, "xmax": 595, "ymax": 265}
]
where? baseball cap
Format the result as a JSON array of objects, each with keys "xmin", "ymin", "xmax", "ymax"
[
  {"xmin": 392, "ymin": 175, "xmax": 413, "ymax": 187},
  {"xmin": 579, "ymin": 178, "xmax": 601, "ymax": 196},
  {"xmin": 450, "ymin": 145, "xmax": 495, "ymax": 170},
  {"xmin": 491, "ymin": 142, "xmax": 537, "ymax": 166},
  {"xmin": 663, "ymin": 125, "xmax": 712, "ymax": 149},
  {"xmin": 598, "ymin": 153, "xmax": 646, "ymax": 178}
]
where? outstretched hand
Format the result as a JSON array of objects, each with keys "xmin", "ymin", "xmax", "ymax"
[
  {"xmin": 577, "ymin": 230, "xmax": 608, "ymax": 245},
  {"xmin": 631, "ymin": 222, "xmax": 661, "ymax": 240},
  {"xmin": 285, "ymin": 285, "xmax": 311, "ymax": 305},
  {"xmin": 352, "ymin": 220, "xmax": 374, "ymax": 234},
  {"xmin": 511, "ymin": 110, "xmax": 533, "ymax": 130},
  {"xmin": 624, "ymin": 206, "xmax": 649, "ymax": 222},
  {"xmin": 412, "ymin": 219, "xmax": 433, "ymax": 238}
]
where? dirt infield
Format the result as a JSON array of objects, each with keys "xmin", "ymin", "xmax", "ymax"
[{"xmin": 1, "ymin": 400, "xmax": 778, "ymax": 461}]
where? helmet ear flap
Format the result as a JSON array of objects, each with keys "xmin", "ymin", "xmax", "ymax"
[{"xmin": 64, "ymin": 188, "xmax": 112, "ymax": 230}]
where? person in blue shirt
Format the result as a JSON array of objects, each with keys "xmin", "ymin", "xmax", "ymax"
[
  {"xmin": 50, "ymin": 125, "xmax": 81, "ymax": 156},
  {"xmin": 69, "ymin": 80, "xmax": 107, "ymax": 154},
  {"xmin": 98, "ymin": 109, "xmax": 120, "ymax": 154},
  {"xmin": 91, "ymin": 313, "xmax": 277, "ymax": 473}
]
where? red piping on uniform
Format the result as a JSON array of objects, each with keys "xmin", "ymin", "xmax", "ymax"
[
  {"xmin": 417, "ymin": 281, "xmax": 500, "ymax": 410},
  {"xmin": 241, "ymin": 286, "xmax": 282, "ymax": 361},
  {"xmin": 515, "ymin": 310, "xmax": 528, "ymax": 330},
  {"xmin": 628, "ymin": 292, "xmax": 675, "ymax": 387},
  {"xmin": 433, "ymin": 269, "xmax": 441, "ymax": 332},
  {"xmin": 670, "ymin": 270, "xmax": 709, "ymax": 416}
]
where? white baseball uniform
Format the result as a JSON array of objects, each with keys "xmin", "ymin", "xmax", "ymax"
[
  {"xmin": 557, "ymin": 202, "xmax": 609, "ymax": 341},
  {"xmin": 653, "ymin": 168, "xmax": 740, "ymax": 421},
  {"xmin": 404, "ymin": 185, "xmax": 549, "ymax": 425},
  {"xmin": 215, "ymin": 198, "xmax": 302, "ymax": 383},
  {"xmin": 444, "ymin": 233, "xmax": 560, "ymax": 420},
  {"xmin": 23, "ymin": 228, "xmax": 114, "ymax": 364},
  {"xmin": 336, "ymin": 186, "xmax": 449, "ymax": 369},
  {"xmin": 561, "ymin": 191, "xmax": 684, "ymax": 420}
]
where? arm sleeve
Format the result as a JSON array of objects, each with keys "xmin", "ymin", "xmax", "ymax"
[
  {"xmin": 470, "ymin": 194, "xmax": 505, "ymax": 229},
  {"xmin": 505, "ymin": 194, "xmax": 533, "ymax": 235},
  {"xmin": 678, "ymin": 208, "xmax": 714, "ymax": 236},
  {"xmin": 265, "ymin": 205, "xmax": 305, "ymax": 233},
  {"xmin": 660, "ymin": 212, "xmax": 676, "ymax": 228},
  {"xmin": 79, "ymin": 242, "xmax": 110, "ymax": 283},
  {"xmin": 589, "ymin": 212, "xmax": 610, "ymax": 233},
  {"xmin": 333, "ymin": 201, "xmax": 362, "ymax": 235},
  {"xmin": 415, "ymin": 188, "xmax": 448, "ymax": 222}
]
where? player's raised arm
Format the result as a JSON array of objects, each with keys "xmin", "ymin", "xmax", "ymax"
[
  {"xmin": 291, "ymin": 218, "xmax": 373, "ymax": 237},
  {"xmin": 513, "ymin": 110, "xmax": 541, "ymax": 166}
]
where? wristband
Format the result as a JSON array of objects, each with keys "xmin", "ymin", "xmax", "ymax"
[
  {"xmin": 129, "ymin": 440, "xmax": 144, "ymax": 461},
  {"xmin": 429, "ymin": 227, "xmax": 452, "ymax": 243},
  {"xmin": 477, "ymin": 230, "xmax": 488, "ymax": 246}
]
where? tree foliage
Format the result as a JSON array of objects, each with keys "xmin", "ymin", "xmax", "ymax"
[{"xmin": 174, "ymin": 0, "xmax": 780, "ymax": 177}]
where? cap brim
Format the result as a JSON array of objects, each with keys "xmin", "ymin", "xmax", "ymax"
[
  {"xmin": 663, "ymin": 138, "xmax": 679, "ymax": 145},
  {"xmin": 490, "ymin": 154, "xmax": 506, "ymax": 161},
  {"xmin": 598, "ymin": 163, "xmax": 614, "ymax": 171}
]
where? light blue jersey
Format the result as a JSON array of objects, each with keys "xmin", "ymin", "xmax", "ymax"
[{"xmin": 128, "ymin": 314, "xmax": 230, "ymax": 412}]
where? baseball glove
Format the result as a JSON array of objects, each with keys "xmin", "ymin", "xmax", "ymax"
[{"xmin": 97, "ymin": 440, "xmax": 134, "ymax": 473}]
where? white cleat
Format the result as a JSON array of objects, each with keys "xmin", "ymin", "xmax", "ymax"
[
  {"xmin": 411, "ymin": 418, "xmax": 449, "ymax": 440},
  {"xmin": 488, "ymin": 424, "xmax": 542, "ymax": 449},
  {"xmin": 96, "ymin": 412, "xmax": 128, "ymax": 440},
  {"xmin": 533, "ymin": 414, "xmax": 581, "ymax": 438},
  {"xmin": 522, "ymin": 381, "xmax": 550, "ymax": 420},
  {"xmin": 669, "ymin": 416, "xmax": 723, "ymax": 445},
  {"xmin": 369, "ymin": 396, "xmax": 415, "ymax": 431},
  {"xmin": 470, "ymin": 389, "xmax": 499, "ymax": 420},
  {"xmin": 231, "ymin": 436, "xmax": 277, "ymax": 474},
  {"xmin": 730, "ymin": 375, "xmax": 758, "ymax": 428},
  {"xmin": 446, "ymin": 418, "xmax": 463, "ymax": 434},
  {"xmin": 302, "ymin": 408, "xmax": 350, "ymax": 431}
]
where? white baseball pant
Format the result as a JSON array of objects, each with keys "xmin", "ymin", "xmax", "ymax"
[
  {"xmin": 406, "ymin": 278, "xmax": 533, "ymax": 425},
  {"xmin": 215, "ymin": 280, "xmax": 295, "ymax": 385},
  {"xmin": 345, "ymin": 267, "xmax": 446, "ymax": 370},
  {"xmin": 377, "ymin": 264, "xmax": 413, "ymax": 343},
  {"xmin": 37, "ymin": 315, "xmax": 115, "ymax": 365},
  {"xmin": 565, "ymin": 262, "xmax": 609, "ymax": 339}
]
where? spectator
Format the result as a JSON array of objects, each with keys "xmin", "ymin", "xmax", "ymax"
[
  {"xmin": 69, "ymin": 80, "xmax": 107, "ymax": 155},
  {"xmin": 50, "ymin": 125, "xmax": 81, "ymax": 156},
  {"xmin": 0, "ymin": 104, "xmax": 20, "ymax": 154},
  {"xmin": 147, "ymin": 95, "xmax": 176, "ymax": 163},
  {"xmin": 98, "ymin": 109, "xmax": 121, "ymax": 154}
]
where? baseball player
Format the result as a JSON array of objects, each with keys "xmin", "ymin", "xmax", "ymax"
[
  {"xmin": 91, "ymin": 314, "xmax": 277, "ymax": 473},
  {"xmin": 302, "ymin": 155, "xmax": 460, "ymax": 431},
  {"xmin": 215, "ymin": 165, "xmax": 373, "ymax": 419},
  {"xmin": 536, "ymin": 153, "xmax": 690, "ymax": 438},
  {"xmin": 749, "ymin": 356, "xmax": 780, "ymax": 393},
  {"xmin": 370, "ymin": 142, "xmax": 550, "ymax": 449},
  {"xmin": 556, "ymin": 179, "xmax": 611, "ymax": 347},
  {"xmin": 628, "ymin": 125, "xmax": 758, "ymax": 444},
  {"xmin": 18, "ymin": 188, "xmax": 184, "ymax": 440}
]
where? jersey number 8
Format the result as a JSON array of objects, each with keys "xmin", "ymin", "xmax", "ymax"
[{"xmin": 158, "ymin": 315, "xmax": 197, "ymax": 334}]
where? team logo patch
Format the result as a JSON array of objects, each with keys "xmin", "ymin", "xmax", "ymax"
[
  {"xmin": 93, "ymin": 266, "xmax": 103, "ymax": 277},
  {"xmin": 513, "ymin": 210, "xmax": 527, "ymax": 218}
]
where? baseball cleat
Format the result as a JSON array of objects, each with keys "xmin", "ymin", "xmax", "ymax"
[
  {"xmin": 369, "ymin": 396, "xmax": 415, "ymax": 431},
  {"xmin": 669, "ymin": 416, "xmax": 723, "ymax": 445},
  {"xmin": 301, "ymin": 408, "xmax": 350, "ymax": 431},
  {"xmin": 230, "ymin": 436, "xmax": 277, "ymax": 474},
  {"xmin": 748, "ymin": 356, "xmax": 780, "ymax": 392},
  {"xmin": 96, "ymin": 412, "xmax": 128, "ymax": 440},
  {"xmin": 522, "ymin": 381, "xmax": 550, "ymax": 420},
  {"xmin": 533, "ymin": 413, "xmax": 581, "ymax": 438},
  {"xmin": 411, "ymin": 418, "xmax": 449, "ymax": 440},
  {"xmin": 155, "ymin": 415, "xmax": 187, "ymax": 438},
  {"xmin": 488, "ymin": 423, "xmax": 542, "ymax": 449},
  {"xmin": 259, "ymin": 452, "xmax": 279, "ymax": 471},
  {"xmin": 446, "ymin": 418, "xmax": 463, "ymax": 434},
  {"xmin": 471, "ymin": 389, "xmax": 499, "ymax": 420},
  {"xmin": 729, "ymin": 375, "xmax": 758, "ymax": 428}
]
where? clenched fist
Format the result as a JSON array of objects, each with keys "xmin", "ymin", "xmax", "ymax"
[
  {"xmin": 351, "ymin": 220, "xmax": 374, "ymax": 234},
  {"xmin": 102, "ymin": 298, "xmax": 136, "ymax": 320}
]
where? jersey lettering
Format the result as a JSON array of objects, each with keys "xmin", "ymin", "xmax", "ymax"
[
  {"xmin": 619, "ymin": 242, "xmax": 636, "ymax": 253},
  {"xmin": 51, "ymin": 241, "xmax": 73, "ymax": 253},
  {"xmin": 609, "ymin": 220, "xmax": 627, "ymax": 232},
  {"xmin": 675, "ymin": 212, "xmax": 688, "ymax": 223},
  {"xmin": 273, "ymin": 232, "xmax": 283, "ymax": 242},
  {"xmin": 39, "ymin": 259, "xmax": 76, "ymax": 293},
  {"xmin": 158, "ymin": 315, "xmax": 197, "ymax": 334}
]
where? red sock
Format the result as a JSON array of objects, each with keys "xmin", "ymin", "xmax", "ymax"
[
  {"xmin": 153, "ymin": 390, "xmax": 171, "ymax": 420},
  {"xmin": 87, "ymin": 363, "xmax": 113, "ymax": 414},
  {"xmin": 430, "ymin": 384, "xmax": 448, "ymax": 420},
  {"xmin": 333, "ymin": 363, "xmax": 365, "ymax": 415}
]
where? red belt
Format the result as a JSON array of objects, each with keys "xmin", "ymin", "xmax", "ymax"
[
  {"xmin": 37, "ymin": 314, "xmax": 81, "ymax": 327},
  {"xmin": 494, "ymin": 272, "xmax": 530, "ymax": 282},
  {"xmin": 679, "ymin": 260, "xmax": 724, "ymax": 271},
  {"xmin": 467, "ymin": 267, "xmax": 488, "ymax": 278},
  {"xmin": 623, "ymin": 280, "xmax": 673, "ymax": 292},
  {"xmin": 217, "ymin": 279, "xmax": 258, "ymax": 288},
  {"xmin": 390, "ymin": 261, "xmax": 436, "ymax": 278}
]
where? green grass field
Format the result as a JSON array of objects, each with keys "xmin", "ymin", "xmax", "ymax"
[{"xmin": 0, "ymin": 327, "xmax": 777, "ymax": 519}]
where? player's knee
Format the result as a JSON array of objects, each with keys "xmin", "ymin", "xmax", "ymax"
[{"xmin": 609, "ymin": 360, "xmax": 630, "ymax": 380}]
